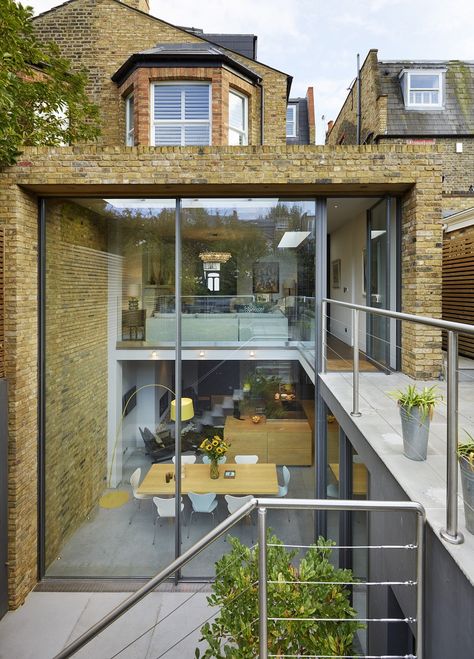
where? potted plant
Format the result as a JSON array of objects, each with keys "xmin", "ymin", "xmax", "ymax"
[
  {"xmin": 393, "ymin": 384, "xmax": 441, "ymax": 461},
  {"xmin": 457, "ymin": 431, "xmax": 474, "ymax": 535},
  {"xmin": 195, "ymin": 534, "xmax": 362, "ymax": 658},
  {"xmin": 199, "ymin": 435, "xmax": 230, "ymax": 479}
]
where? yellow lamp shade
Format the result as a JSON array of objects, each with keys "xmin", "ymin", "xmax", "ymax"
[{"xmin": 170, "ymin": 397, "xmax": 194, "ymax": 421}]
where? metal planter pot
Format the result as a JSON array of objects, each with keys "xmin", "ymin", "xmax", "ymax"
[
  {"xmin": 459, "ymin": 458, "xmax": 474, "ymax": 534},
  {"xmin": 399, "ymin": 405, "xmax": 430, "ymax": 461}
]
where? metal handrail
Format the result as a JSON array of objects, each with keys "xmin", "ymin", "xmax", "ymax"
[
  {"xmin": 321, "ymin": 297, "xmax": 472, "ymax": 546},
  {"xmin": 54, "ymin": 498, "xmax": 425, "ymax": 659}
]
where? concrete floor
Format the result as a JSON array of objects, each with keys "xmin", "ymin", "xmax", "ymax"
[{"xmin": 0, "ymin": 591, "xmax": 213, "ymax": 659}]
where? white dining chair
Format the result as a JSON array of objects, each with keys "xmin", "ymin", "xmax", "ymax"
[
  {"xmin": 129, "ymin": 467, "xmax": 151, "ymax": 525},
  {"xmin": 225, "ymin": 494, "xmax": 254, "ymax": 515},
  {"xmin": 277, "ymin": 466, "xmax": 291, "ymax": 522},
  {"xmin": 187, "ymin": 492, "xmax": 218, "ymax": 538},
  {"xmin": 202, "ymin": 455, "xmax": 227, "ymax": 464},
  {"xmin": 172, "ymin": 455, "xmax": 197, "ymax": 465},
  {"xmin": 152, "ymin": 496, "xmax": 184, "ymax": 544},
  {"xmin": 225, "ymin": 494, "xmax": 255, "ymax": 542},
  {"xmin": 234, "ymin": 455, "xmax": 259, "ymax": 464}
]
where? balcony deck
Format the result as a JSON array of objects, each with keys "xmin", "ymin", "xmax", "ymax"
[{"xmin": 320, "ymin": 368, "xmax": 474, "ymax": 585}]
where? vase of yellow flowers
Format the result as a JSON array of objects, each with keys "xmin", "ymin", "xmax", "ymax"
[{"xmin": 199, "ymin": 435, "xmax": 230, "ymax": 479}]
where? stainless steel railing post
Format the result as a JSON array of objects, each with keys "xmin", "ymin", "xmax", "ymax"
[
  {"xmin": 321, "ymin": 299, "xmax": 327, "ymax": 374},
  {"xmin": 258, "ymin": 507, "xmax": 268, "ymax": 659},
  {"xmin": 440, "ymin": 330, "xmax": 464, "ymax": 544},
  {"xmin": 351, "ymin": 308, "xmax": 361, "ymax": 417},
  {"xmin": 416, "ymin": 509, "xmax": 425, "ymax": 659}
]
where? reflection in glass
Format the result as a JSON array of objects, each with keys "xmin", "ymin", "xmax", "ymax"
[{"xmin": 43, "ymin": 197, "xmax": 317, "ymax": 581}]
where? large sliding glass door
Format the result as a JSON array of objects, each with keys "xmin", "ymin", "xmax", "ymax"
[
  {"xmin": 41, "ymin": 196, "xmax": 319, "ymax": 581},
  {"xmin": 366, "ymin": 197, "xmax": 398, "ymax": 370}
]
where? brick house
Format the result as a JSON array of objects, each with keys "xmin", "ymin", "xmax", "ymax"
[
  {"xmin": 0, "ymin": 3, "xmax": 472, "ymax": 656},
  {"xmin": 327, "ymin": 49, "xmax": 474, "ymax": 358}
]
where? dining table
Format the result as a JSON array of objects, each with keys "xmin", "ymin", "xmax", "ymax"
[{"xmin": 137, "ymin": 462, "xmax": 279, "ymax": 496}]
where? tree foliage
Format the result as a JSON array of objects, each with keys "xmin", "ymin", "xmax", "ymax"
[
  {"xmin": 0, "ymin": 0, "xmax": 100, "ymax": 166},
  {"xmin": 196, "ymin": 534, "xmax": 362, "ymax": 658}
]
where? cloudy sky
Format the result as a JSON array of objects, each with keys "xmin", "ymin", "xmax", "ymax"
[{"xmin": 27, "ymin": 0, "xmax": 474, "ymax": 143}]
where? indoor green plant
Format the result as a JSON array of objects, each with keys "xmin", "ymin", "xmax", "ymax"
[
  {"xmin": 457, "ymin": 431, "xmax": 474, "ymax": 534},
  {"xmin": 195, "ymin": 534, "xmax": 362, "ymax": 658},
  {"xmin": 199, "ymin": 435, "xmax": 230, "ymax": 479},
  {"xmin": 392, "ymin": 384, "xmax": 441, "ymax": 461}
]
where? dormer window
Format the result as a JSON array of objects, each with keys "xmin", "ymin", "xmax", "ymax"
[
  {"xmin": 151, "ymin": 82, "xmax": 211, "ymax": 146},
  {"xmin": 286, "ymin": 104, "xmax": 297, "ymax": 137},
  {"xmin": 400, "ymin": 69, "xmax": 444, "ymax": 109}
]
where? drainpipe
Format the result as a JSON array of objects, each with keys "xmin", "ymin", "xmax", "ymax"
[
  {"xmin": 356, "ymin": 53, "xmax": 361, "ymax": 145},
  {"xmin": 259, "ymin": 82, "xmax": 264, "ymax": 145}
]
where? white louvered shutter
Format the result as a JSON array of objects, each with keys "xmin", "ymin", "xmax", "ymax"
[{"xmin": 153, "ymin": 84, "xmax": 210, "ymax": 146}]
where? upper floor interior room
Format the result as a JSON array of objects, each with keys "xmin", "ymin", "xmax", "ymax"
[
  {"xmin": 32, "ymin": 0, "xmax": 315, "ymax": 147},
  {"xmin": 326, "ymin": 49, "xmax": 474, "ymax": 146}
]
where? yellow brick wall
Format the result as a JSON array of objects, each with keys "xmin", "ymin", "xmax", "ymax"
[
  {"xmin": 33, "ymin": 0, "xmax": 287, "ymax": 146},
  {"xmin": 326, "ymin": 50, "xmax": 387, "ymax": 146},
  {"xmin": 44, "ymin": 200, "xmax": 108, "ymax": 568},
  {"xmin": 0, "ymin": 185, "xmax": 38, "ymax": 608}
]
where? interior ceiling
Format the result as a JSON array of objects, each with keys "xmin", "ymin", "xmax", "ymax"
[{"xmin": 327, "ymin": 197, "xmax": 381, "ymax": 233}]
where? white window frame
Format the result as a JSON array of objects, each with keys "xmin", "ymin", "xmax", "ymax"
[
  {"xmin": 150, "ymin": 81, "xmax": 212, "ymax": 146},
  {"xmin": 206, "ymin": 272, "xmax": 220, "ymax": 292},
  {"xmin": 400, "ymin": 69, "xmax": 444, "ymax": 109},
  {"xmin": 125, "ymin": 94, "xmax": 134, "ymax": 146},
  {"xmin": 286, "ymin": 104, "xmax": 297, "ymax": 137},
  {"xmin": 228, "ymin": 89, "xmax": 248, "ymax": 145}
]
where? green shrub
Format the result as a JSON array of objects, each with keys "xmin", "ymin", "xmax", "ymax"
[{"xmin": 196, "ymin": 534, "xmax": 362, "ymax": 658}]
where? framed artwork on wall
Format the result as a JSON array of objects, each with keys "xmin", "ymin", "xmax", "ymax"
[
  {"xmin": 253, "ymin": 262, "xmax": 279, "ymax": 293},
  {"xmin": 331, "ymin": 259, "xmax": 341, "ymax": 289}
]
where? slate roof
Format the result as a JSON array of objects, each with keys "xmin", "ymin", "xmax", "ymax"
[
  {"xmin": 287, "ymin": 98, "xmax": 310, "ymax": 145},
  {"xmin": 182, "ymin": 30, "xmax": 257, "ymax": 60},
  {"xmin": 112, "ymin": 42, "xmax": 261, "ymax": 85},
  {"xmin": 379, "ymin": 60, "xmax": 474, "ymax": 135}
]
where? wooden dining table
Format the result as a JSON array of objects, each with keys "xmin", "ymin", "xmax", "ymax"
[{"xmin": 137, "ymin": 463, "xmax": 279, "ymax": 496}]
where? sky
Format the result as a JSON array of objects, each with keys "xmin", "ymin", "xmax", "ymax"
[{"xmin": 26, "ymin": 0, "xmax": 474, "ymax": 143}]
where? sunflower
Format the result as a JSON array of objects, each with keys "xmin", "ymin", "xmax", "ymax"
[
  {"xmin": 216, "ymin": 446, "xmax": 223, "ymax": 454},
  {"xmin": 212, "ymin": 439, "xmax": 219, "ymax": 447},
  {"xmin": 206, "ymin": 444, "xmax": 213, "ymax": 451}
]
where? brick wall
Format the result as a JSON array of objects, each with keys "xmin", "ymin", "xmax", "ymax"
[
  {"xmin": 44, "ymin": 200, "xmax": 108, "ymax": 568},
  {"xmin": 326, "ymin": 50, "xmax": 387, "ymax": 146},
  {"xmin": 0, "ymin": 185, "xmax": 38, "ymax": 608},
  {"xmin": 0, "ymin": 142, "xmax": 443, "ymax": 605},
  {"xmin": 380, "ymin": 137, "xmax": 474, "ymax": 197},
  {"xmin": 33, "ymin": 0, "xmax": 287, "ymax": 146}
]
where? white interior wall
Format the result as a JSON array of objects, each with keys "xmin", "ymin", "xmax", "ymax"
[{"xmin": 329, "ymin": 211, "xmax": 367, "ymax": 351}]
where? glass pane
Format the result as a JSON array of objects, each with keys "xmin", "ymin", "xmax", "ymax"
[
  {"xmin": 229, "ymin": 128, "xmax": 241, "ymax": 145},
  {"xmin": 44, "ymin": 198, "xmax": 177, "ymax": 578},
  {"xmin": 177, "ymin": 198, "xmax": 316, "ymax": 578},
  {"xmin": 368, "ymin": 200, "xmax": 390, "ymax": 367},
  {"xmin": 155, "ymin": 124, "xmax": 182, "ymax": 146},
  {"xmin": 184, "ymin": 124, "xmax": 210, "ymax": 146},
  {"xmin": 229, "ymin": 92, "xmax": 244, "ymax": 130},
  {"xmin": 410, "ymin": 74, "xmax": 438, "ymax": 89},
  {"xmin": 183, "ymin": 85, "xmax": 210, "ymax": 120},
  {"xmin": 154, "ymin": 85, "xmax": 182, "ymax": 120}
]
